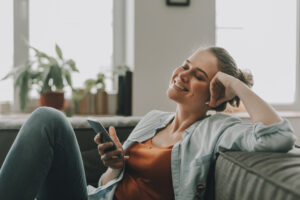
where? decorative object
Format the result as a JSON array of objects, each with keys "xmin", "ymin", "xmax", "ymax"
[
  {"xmin": 0, "ymin": 102, "xmax": 11, "ymax": 114},
  {"xmin": 116, "ymin": 66, "xmax": 132, "ymax": 116},
  {"xmin": 166, "ymin": 0, "xmax": 190, "ymax": 6},
  {"xmin": 107, "ymin": 92, "xmax": 118, "ymax": 115},
  {"xmin": 1, "ymin": 44, "xmax": 79, "ymax": 111},
  {"xmin": 96, "ymin": 89, "xmax": 107, "ymax": 115},
  {"xmin": 40, "ymin": 91, "xmax": 64, "ymax": 110},
  {"xmin": 72, "ymin": 73, "xmax": 107, "ymax": 115}
]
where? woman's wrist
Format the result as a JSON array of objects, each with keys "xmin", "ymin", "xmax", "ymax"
[
  {"xmin": 101, "ymin": 167, "xmax": 123, "ymax": 186},
  {"xmin": 107, "ymin": 167, "xmax": 122, "ymax": 177},
  {"xmin": 229, "ymin": 78, "xmax": 248, "ymax": 99}
]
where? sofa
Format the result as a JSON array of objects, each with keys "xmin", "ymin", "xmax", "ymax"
[{"xmin": 0, "ymin": 115, "xmax": 300, "ymax": 200}]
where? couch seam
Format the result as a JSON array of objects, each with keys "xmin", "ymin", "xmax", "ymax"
[{"xmin": 218, "ymin": 152, "xmax": 300, "ymax": 198}]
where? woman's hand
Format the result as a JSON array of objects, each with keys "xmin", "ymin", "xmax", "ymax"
[
  {"xmin": 209, "ymin": 71, "xmax": 281, "ymax": 125},
  {"xmin": 209, "ymin": 71, "xmax": 240, "ymax": 108},
  {"xmin": 94, "ymin": 126, "xmax": 129, "ymax": 170}
]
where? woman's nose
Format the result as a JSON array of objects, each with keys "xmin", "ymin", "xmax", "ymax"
[{"xmin": 178, "ymin": 70, "xmax": 189, "ymax": 83}]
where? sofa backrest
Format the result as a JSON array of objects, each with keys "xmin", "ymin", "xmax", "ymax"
[{"xmin": 213, "ymin": 151, "xmax": 300, "ymax": 200}]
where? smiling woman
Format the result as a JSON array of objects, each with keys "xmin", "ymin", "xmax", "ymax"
[
  {"xmin": 167, "ymin": 50, "xmax": 218, "ymax": 116},
  {"xmin": 0, "ymin": 46, "xmax": 296, "ymax": 200}
]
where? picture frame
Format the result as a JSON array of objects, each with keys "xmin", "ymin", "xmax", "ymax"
[{"xmin": 166, "ymin": 0, "xmax": 190, "ymax": 6}]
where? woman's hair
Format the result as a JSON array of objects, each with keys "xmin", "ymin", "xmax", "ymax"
[{"xmin": 207, "ymin": 46, "xmax": 254, "ymax": 112}]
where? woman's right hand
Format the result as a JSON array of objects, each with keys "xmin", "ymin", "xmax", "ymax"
[{"xmin": 94, "ymin": 126, "xmax": 129, "ymax": 170}]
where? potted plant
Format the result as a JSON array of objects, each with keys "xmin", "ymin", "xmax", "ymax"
[
  {"xmin": 72, "ymin": 73, "xmax": 107, "ymax": 115},
  {"xmin": 1, "ymin": 44, "xmax": 79, "ymax": 111}
]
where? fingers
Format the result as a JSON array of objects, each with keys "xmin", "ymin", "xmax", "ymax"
[
  {"xmin": 98, "ymin": 146, "xmax": 129, "ymax": 168},
  {"xmin": 93, "ymin": 125, "xmax": 120, "ymax": 146},
  {"xmin": 94, "ymin": 125, "xmax": 127, "ymax": 169},
  {"xmin": 101, "ymin": 148, "xmax": 123, "ymax": 161},
  {"xmin": 97, "ymin": 142, "xmax": 115, "ymax": 155},
  {"xmin": 108, "ymin": 126, "xmax": 122, "ymax": 148},
  {"xmin": 94, "ymin": 133, "xmax": 101, "ymax": 144},
  {"xmin": 209, "ymin": 77, "xmax": 226, "ymax": 107}
]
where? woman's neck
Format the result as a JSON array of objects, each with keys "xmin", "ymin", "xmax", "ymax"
[{"xmin": 169, "ymin": 107, "xmax": 207, "ymax": 134}]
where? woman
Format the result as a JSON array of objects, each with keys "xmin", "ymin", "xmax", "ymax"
[{"xmin": 0, "ymin": 47, "xmax": 296, "ymax": 200}]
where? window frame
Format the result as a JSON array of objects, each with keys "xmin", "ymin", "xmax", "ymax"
[{"xmin": 12, "ymin": 0, "xmax": 125, "ymax": 112}]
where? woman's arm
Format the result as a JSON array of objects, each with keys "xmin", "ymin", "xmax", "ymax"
[{"xmin": 209, "ymin": 71, "xmax": 281, "ymax": 125}]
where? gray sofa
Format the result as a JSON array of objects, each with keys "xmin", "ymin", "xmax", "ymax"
[{"xmin": 1, "ymin": 115, "xmax": 300, "ymax": 200}]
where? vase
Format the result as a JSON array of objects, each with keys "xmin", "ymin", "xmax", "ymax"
[{"xmin": 40, "ymin": 91, "xmax": 64, "ymax": 110}]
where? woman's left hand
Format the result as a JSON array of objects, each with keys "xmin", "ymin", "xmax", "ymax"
[{"xmin": 208, "ymin": 71, "xmax": 240, "ymax": 108}]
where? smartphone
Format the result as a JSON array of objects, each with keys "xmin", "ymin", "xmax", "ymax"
[{"xmin": 87, "ymin": 119, "xmax": 117, "ymax": 151}]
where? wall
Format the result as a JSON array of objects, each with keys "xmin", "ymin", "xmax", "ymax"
[{"xmin": 131, "ymin": 0, "xmax": 215, "ymax": 115}]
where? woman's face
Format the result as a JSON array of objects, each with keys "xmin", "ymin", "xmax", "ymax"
[{"xmin": 167, "ymin": 49, "xmax": 219, "ymax": 111}]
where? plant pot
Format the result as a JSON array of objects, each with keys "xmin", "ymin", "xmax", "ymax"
[{"xmin": 40, "ymin": 91, "xmax": 65, "ymax": 110}]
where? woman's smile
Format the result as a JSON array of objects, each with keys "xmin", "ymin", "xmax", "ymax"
[{"xmin": 169, "ymin": 80, "xmax": 189, "ymax": 92}]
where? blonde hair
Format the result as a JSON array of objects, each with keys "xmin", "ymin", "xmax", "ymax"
[{"xmin": 207, "ymin": 47, "xmax": 254, "ymax": 112}]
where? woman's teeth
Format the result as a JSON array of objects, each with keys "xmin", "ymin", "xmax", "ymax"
[{"xmin": 174, "ymin": 81, "xmax": 188, "ymax": 91}]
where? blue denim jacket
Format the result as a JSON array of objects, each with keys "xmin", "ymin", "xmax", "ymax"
[{"xmin": 87, "ymin": 110, "xmax": 296, "ymax": 200}]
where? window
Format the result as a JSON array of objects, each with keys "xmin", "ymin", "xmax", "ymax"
[
  {"xmin": 29, "ymin": 0, "xmax": 113, "ymax": 98},
  {"xmin": 216, "ymin": 0, "xmax": 297, "ymax": 106},
  {"xmin": 1, "ymin": 0, "xmax": 124, "ymax": 112},
  {"xmin": 0, "ymin": 0, "xmax": 13, "ymax": 103}
]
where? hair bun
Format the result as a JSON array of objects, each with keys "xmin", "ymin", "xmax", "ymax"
[{"xmin": 239, "ymin": 69, "xmax": 254, "ymax": 88}]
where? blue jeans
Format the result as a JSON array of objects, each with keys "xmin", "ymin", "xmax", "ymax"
[{"xmin": 0, "ymin": 107, "xmax": 88, "ymax": 200}]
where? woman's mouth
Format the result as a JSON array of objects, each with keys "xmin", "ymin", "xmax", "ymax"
[{"xmin": 171, "ymin": 80, "xmax": 189, "ymax": 92}]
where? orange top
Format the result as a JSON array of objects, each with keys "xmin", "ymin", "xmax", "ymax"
[{"xmin": 114, "ymin": 138, "xmax": 174, "ymax": 200}]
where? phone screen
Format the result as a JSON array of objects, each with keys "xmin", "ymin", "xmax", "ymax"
[{"xmin": 87, "ymin": 119, "xmax": 117, "ymax": 151}]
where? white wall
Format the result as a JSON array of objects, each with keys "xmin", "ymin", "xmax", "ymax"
[{"xmin": 131, "ymin": 0, "xmax": 215, "ymax": 115}]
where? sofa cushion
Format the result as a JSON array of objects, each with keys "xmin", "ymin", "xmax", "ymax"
[{"xmin": 215, "ymin": 151, "xmax": 300, "ymax": 200}]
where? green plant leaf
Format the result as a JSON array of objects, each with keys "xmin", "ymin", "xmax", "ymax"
[
  {"xmin": 1, "ymin": 65, "xmax": 24, "ymax": 81},
  {"xmin": 41, "ymin": 66, "xmax": 51, "ymax": 83},
  {"xmin": 55, "ymin": 44, "xmax": 63, "ymax": 60},
  {"xmin": 48, "ymin": 56, "xmax": 59, "ymax": 66},
  {"xmin": 84, "ymin": 79, "xmax": 97, "ymax": 93},
  {"xmin": 72, "ymin": 89, "xmax": 85, "ymax": 102},
  {"xmin": 14, "ymin": 64, "xmax": 30, "ymax": 85},
  {"xmin": 19, "ymin": 71, "xmax": 29, "ymax": 111},
  {"xmin": 96, "ymin": 73, "xmax": 105, "ymax": 82},
  {"xmin": 29, "ymin": 46, "xmax": 49, "ymax": 59},
  {"xmin": 65, "ymin": 59, "xmax": 79, "ymax": 72},
  {"xmin": 50, "ymin": 65, "xmax": 64, "ymax": 90},
  {"xmin": 40, "ymin": 66, "xmax": 51, "ymax": 93},
  {"xmin": 64, "ymin": 70, "xmax": 72, "ymax": 87}
]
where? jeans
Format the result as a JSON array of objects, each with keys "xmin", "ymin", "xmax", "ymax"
[{"xmin": 0, "ymin": 107, "xmax": 88, "ymax": 200}]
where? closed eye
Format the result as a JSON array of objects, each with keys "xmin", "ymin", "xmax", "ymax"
[
  {"xmin": 195, "ymin": 73, "xmax": 204, "ymax": 81},
  {"xmin": 181, "ymin": 65, "xmax": 189, "ymax": 70}
]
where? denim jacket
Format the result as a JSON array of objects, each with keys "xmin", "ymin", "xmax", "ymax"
[{"xmin": 87, "ymin": 110, "xmax": 296, "ymax": 200}]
